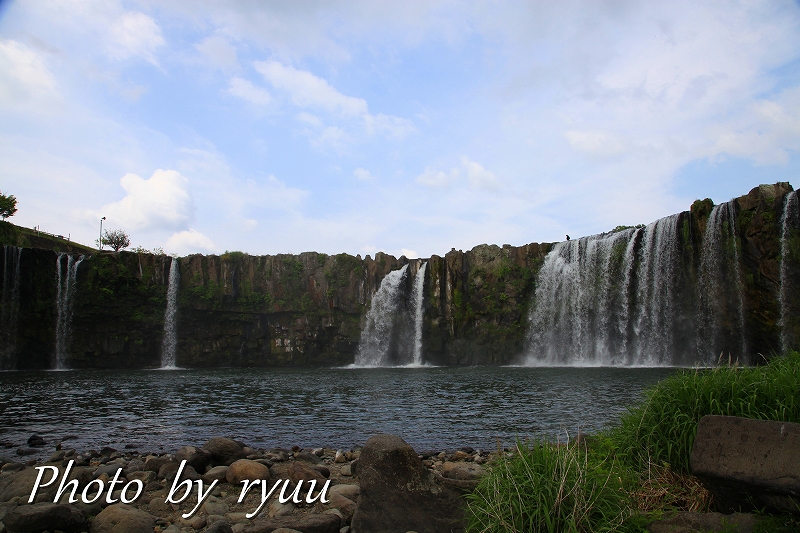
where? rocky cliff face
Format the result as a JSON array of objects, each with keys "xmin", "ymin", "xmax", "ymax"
[{"xmin": 0, "ymin": 183, "xmax": 795, "ymax": 369}]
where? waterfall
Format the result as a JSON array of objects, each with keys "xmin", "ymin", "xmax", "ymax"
[
  {"xmin": 697, "ymin": 201, "xmax": 747, "ymax": 361},
  {"xmin": 354, "ymin": 265, "xmax": 409, "ymax": 367},
  {"xmin": 411, "ymin": 262, "xmax": 427, "ymax": 366},
  {"xmin": 781, "ymin": 190, "xmax": 799, "ymax": 351},
  {"xmin": 54, "ymin": 253, "xmax": 84, "ymax": 370},
  {"xmin": 1, "ymin": 246, "xmax": 22, "ymax": 370},
  {"xmin": 526, "ymin": 228, "xmax": 638, "ymax": 365},
  {"xmin": 161, "ymin": 257, "xmax": 180, "ymax": 368},
  {"xmin": 526, "ymin": 214, "xmax": 696, "ymax": 366}
]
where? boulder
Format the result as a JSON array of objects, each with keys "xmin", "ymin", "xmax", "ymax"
[
  {"xmin": 90, "ymin": 503, "xmax": 157, "ymax": 533},
  {"xmin": 288, "ymin": 462, "xmax": 327, "ymax": 485},
  {"xmin": 144, "ymin": 455, "xmax": 171, "ymax": 473},
  {"xmin": 0, "ymin": 464, "xmax": 92, "ymax": 503},
  {"xmin": 325, "ymin": 492, "xmax": 356, "ymax": 523},
  {"xmin": 175, "ymin": 446, "xmax": 212, "ymax": 472},
  {"xmin": 329, "ymin": 484, "xmax": 359, "ymax": 501},
  {"xmin": 441, "ymin": 462, "xmax": 484, "ymax": 481},
  {"xmin": 243, "ymin": 513, "xmax": 341, "ymax": 533},
  {"xmin": 226, "ymin": 459, "xmax": 271, "ymax": 485},
  {"xmin": 3, "ymin": 502, "xmax": 86, "ymax": 532},
  {"xmin": 691, "ymin": 415, "xmax": 800, "ymax": 513},
  {"xmin": 350, "ymin": 434, "xmax": 465, "ymax": 533},
  {"xmin": 203, "ymin": 437, "xmax": 247, "ymax": 466},
  {"xmin": 203, "ymin": 465, "xmax": 229, "ymax": 483}
]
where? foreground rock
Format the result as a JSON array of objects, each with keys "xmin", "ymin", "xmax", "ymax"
[
  {"xmin": 647, "ymin": 511, "xmax": 758, "ymax": 533},
  {"xmin": 350, "ymin": 434, "xmax": 465, "ymax": 533},
  {"xmin": 3, "ymin": 502, "xmax": 86, "ymax": 533},
  {"xmin": 691, "ymin": 415, "xmax": 800, "ymax": 513},
  {"xmin": 90, "ymin": 504, "xmax": 157, "ymax": 533}
]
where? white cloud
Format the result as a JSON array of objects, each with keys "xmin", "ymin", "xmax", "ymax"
[
  {"xmin": 416, "ymin": 159, "xmax": 500, "ymax": 190},
  {"xmin": 0, "ymin": 39, "xmax": 57, "ymax": 107},
  {"xmin": 565, "ymin": 130, "xmax": 628, "ymax": 158},
  {"xmin": 252, "ymin": 60, "xmax": 415, "ymax": 144},
  {"xmin": 462, "ymin": 158, "xmax": 500, "ymax": 190},
  {"xmin": 227, "ymin": 77, "xmax": 272, "ymax": 106},
  {"xmin": 400, "ymin": 248, "xmax": 418, "ymax": 259},
  {"xmin": 353, "ymin": 168, "xmax": 374, "ymax": 181},
  {"xmin": 195, "ymin": 35, "xmax": 239, "ymax": 71},
  {"xmin": 416, "ymin": 167, "xmax": 460, "ymax": 187},
  {"xmin": 165, "ymin": 229, "xmax": 215, "ymax": 255},
  {"xmin": 255, "ymin": 60, "xmax": 367, "ymax": 116},
  {"xmin": 107, "ymin": 11, "xmax": 164, "ymax": 64},
  {"xmin": 93, "ymin": 169, "xmax": 194, "ymax": 232}
]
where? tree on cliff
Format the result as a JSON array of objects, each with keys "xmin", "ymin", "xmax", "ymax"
[
  {"xmin": 101, "ymin": 229, "xmax": 131, "ymax": 252},
  {"xmin": 0, "ymin": 192, "xmax": 17, "ymax": 220}
]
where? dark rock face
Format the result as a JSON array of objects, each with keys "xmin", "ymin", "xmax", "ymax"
[
  {"xmin": 0, "ymin": 183, "xmax": 795, "ymax": 368},
  {"xmin": 350, "ymin": 434, "xmax": 465, "ymax": 533},
  {"xmin": 691, "ymin": 415, "xmax": 800, "ymax": 513}
]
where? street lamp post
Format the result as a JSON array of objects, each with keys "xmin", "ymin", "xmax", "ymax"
[{"xmin": 99, "ymin": 217, "xmax": 106, "ymax": 250}]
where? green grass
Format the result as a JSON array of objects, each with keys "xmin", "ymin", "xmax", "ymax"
[
  {"xmin": 467, "ymin": 438, "xmax": 637, "ymax": 533},
  {"xmin": 465, "ymin": 351, "xmax": 800, "ymax": 533},
  {"xmin": 610, "ymin": 351, "xmax": 800, "ymax": 473}
]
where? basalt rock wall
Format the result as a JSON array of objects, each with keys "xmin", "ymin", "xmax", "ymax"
[{"xmin": 0, "ymin": 182, "xmax": 796, "ymax": 368}]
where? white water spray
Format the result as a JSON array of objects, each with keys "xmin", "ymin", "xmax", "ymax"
[
  {"xmin": 354, "ymin": 265, "xmax": 408, "ymax": 366},
  {"xmin": 161, "ymin": 257, "xmax": 180, "ymax": 368},
  {"xmin": 54, "ymin": 253, "xmax": 84, "ymax": 370},
  {"xmin": 780, "ymin": 190, "xmax": 799, "ymax": 351},
  {"xmin": 411, "ymin": 262, "xmax": 427, "ymax": 366}
]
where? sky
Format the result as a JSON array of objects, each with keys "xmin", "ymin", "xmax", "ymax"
[{"xmin": 1, "ymin": 0, "xmax": 799, "ymax": 258}]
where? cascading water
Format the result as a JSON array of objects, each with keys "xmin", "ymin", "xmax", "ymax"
[
  {"xmin": 54, "ymin": 253, "xmax": 84, "ymax": 370},
  {"xmin": 410, "ymin": 262, "xmax": 427, "ymax": 366},
  {"xmin": 161, "ymin": 257, "xmax": 180, "ymax": 368},
  {"xmin": 527, "ymin": 228, "xmax": 639, "ymax": 365},
  {"xmin": 526, "ymin": 214, "xmax": 698, "ymax": 366},
  {"xmin": 354, "ymin": 265, "xmax": 409, "ymax": 366},
  {"xmin": 697, "ymin": 201, "xmax": 747, "ymax": 361},
  {"xmin": 780, "ymin": 191, "xmax": 799, "ymax": 351},
  {"xmin": 1, "ymin": 245, "xmax": 22, "ymax": 370}
]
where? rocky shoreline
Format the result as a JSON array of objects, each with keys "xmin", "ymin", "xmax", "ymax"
[{"xmin": 0, "ymin": 434, "xmax": 492, "ymax": 533}]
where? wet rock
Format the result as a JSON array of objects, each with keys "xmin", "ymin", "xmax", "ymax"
[
  {"xmin": 175, "ymin": 446, "xmax": 212, "ymax": 472},
  {"xmin": 326, "ymin": 493, "xmax": 356, "ymax": 523},
  {"xmin": 2, "ymin": 502, "xmax": 86, "ymax": 532},
  {"xmin": 350, "ymin": 434, "xmax": 465, "ymax": 533},
  {"xmin": 203, "ymin": 438, "xmax": 247, "ymax": 466},
  {"xmin": 243, "ymin": 513, "xmax": 341, "ymax": 533},
  {"xmin": 27, "ymin": 435, "xmax": 46, "ymax": 447},
  {"xmin": 328, "ymin": 484, "xmax": 359, "ymax": 501},
  {"xmin": 203, "ymin": 465, "xmax": 229, "ymax": 483},
  {"xmin": 647, "ymin": 511, "xmax": 758, "ymax": 533},
  {"xmin": 206, "ymin": 521, "xmax": 234, "ymax": 533},
  {"xmin": 691, "ymin": 415, "xmax": 800, "ymax": 513},
  {"xmin": 144, "ymin": 455, "xmax": 172, "ymax": 473},
  {"xmin": 95, "ymin": 463, "xmax": 125, "ymax": 479},
  {"xmin": 441, "ymin": 462, "xmax": 484, "ymax": 481},
  {"xmin": 310, "ymin": 465, "xmax": 330, "ymax": 478},
  {"xmin": 287, "ymin": 462, "xmax": 327, "ymax": 485},
  {"xmin": 90, "ymin": 503, "xmax": 157, "ymax": 533},
  {"xmin": 294, "ymin": 452, "xmax": 321, "ymax": 465},
  {"xmin": 15, "ymin": 448, "xmax": 36, "ymax": 456},
  {"xmin": 226, "ymin": 459, "xmax": 270, "ymax": 485},
  {"xmin": 0, "ymin": 464, "xmax": 92, "ymax": 502}
]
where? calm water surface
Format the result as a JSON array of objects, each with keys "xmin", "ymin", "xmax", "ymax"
[{"xmin": 0, "ymin": 366, "xmax": 676, "ymax": 456}]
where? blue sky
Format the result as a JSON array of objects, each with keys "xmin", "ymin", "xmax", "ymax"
[{"xmin": 1, "ymin": 1, "xmax": 799, "ymax": 257}]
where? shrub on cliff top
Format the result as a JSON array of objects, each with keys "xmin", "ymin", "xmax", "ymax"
[{"xmin": 610, "ymin": 351, "xmax": 800, "ymax": 474}]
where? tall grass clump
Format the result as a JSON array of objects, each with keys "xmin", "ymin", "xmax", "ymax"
[
  {"xmin": 466, "ymin": 438, "xmax": 636, "ymax": 533},
  {"xmin": 610, "ymin": 351, "xmax": 800, "ymax": 473}
]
